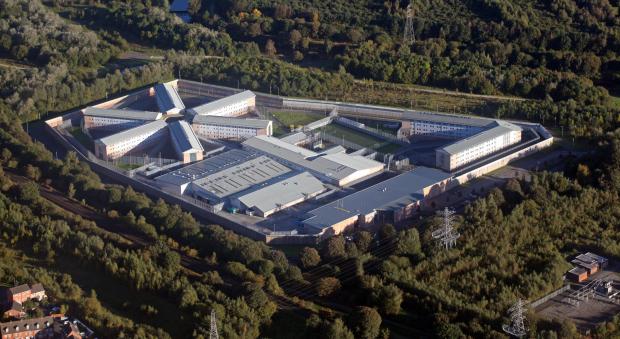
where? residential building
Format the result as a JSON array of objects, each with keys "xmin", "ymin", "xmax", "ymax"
[
  {"xmin": 3, "ymin": 302, "xmax": 24, "ymax": 320},
  {"xmin": 169, "ymin": 120, "xmax": 204, "ymax": 163},
  {"xmin": 1, "ymin": 316, "xmax": 81, "ymax": 339},
  {"xmin": 242, "ymin": 136, "xmax": 384, "ymax": 186},
  {"xmin": 191, "ymin": 115, "xmax": 272, "ymax": 140},
  {"xmin": 6, "ymin": 284, "xmax": 46, "ymax": 305},
  {"xmin": 1, "ymin": 316, "xmax": 54, "ymax": 339},
  {"xmin": 186, "ymin": 90, "xmax": 255, "ymax": 117},
  {"xmin": 81, "ymin": 107, "xmax": 161, "ymax": 133},
  {"xmin": 435, "ymin": 121, "xmax": 522, "ymax": 171},
  {"xmin": 94, "ymin": 120, "xmax": 168, "ymax": 160},
  {"xmin": 154, "ymin": 83, "xmax": 185, "ymax": 114}
]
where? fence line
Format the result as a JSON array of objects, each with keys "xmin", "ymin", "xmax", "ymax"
[{"xmin": 529, "ymin": 285, "xmax": 571, "ymax": 309}]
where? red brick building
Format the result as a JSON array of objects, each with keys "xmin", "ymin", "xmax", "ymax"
[
  {"xmin": 5, "ymin": 284, "xmax": 47, "ymax": 305},
  {"xmin": 0, "ymin": 316, "xmax": 81, "ymax": 339}
]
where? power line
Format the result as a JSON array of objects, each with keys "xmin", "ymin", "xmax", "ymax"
[{"xmin": 502, "ymin": 299, "xmax": 527, "ymax": 337}]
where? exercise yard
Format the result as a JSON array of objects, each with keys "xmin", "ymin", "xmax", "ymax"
[{"xmin": 323, "ymin": 124, "xmax": 402, "ymax": 153}]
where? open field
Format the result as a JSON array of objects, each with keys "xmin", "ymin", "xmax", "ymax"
[
  {"xmin": 0, "ymin": 57, "xmax": 34, "ymax": 70},
  {"xmin": 346, "ymin": 81, "xmax": 515, "ymax": 117}
]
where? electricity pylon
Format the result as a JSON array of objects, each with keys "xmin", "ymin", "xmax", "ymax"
[
  {"xmin": 403, "ymin": 2, "xmax": 416, "ymax": 45},
  {"xmin": 502, "ymin": 299, "xmax": 527, "ymax": 337},
  {"xmin": 209, "ymin": 309, "xmax": 219, "ymax": 339},
  {"xmin": 431, "ymin": 207, "xmax": 460, "ymax": 249}
]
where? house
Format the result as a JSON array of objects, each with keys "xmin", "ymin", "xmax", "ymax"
[
  {"xmin": 0, "ymin": 316, "xmax": 81, "ymax": 339},
  {"xmin": 29, "ymin": 284, "xmax": 46, "ymax": 302},
  {"xmin": 2, "ymin": 302, "xmax": 25, "ymax": 320},
  {"xmin": 567, "ymin": 267, "xmax": 588, "ymax": 283},
  {"xmin": 5, "ymin": 284, "xmax": 47, "ymax": 305},
  {"xmin": 6, "ymin": 285, "xmax": 31, "ymax": 305}
]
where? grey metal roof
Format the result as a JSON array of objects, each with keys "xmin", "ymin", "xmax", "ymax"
[
  {"xmin": 242, "ymin": 136, "xmax": 384, "ymax": 183},
  {"xmin": 169, "ymin": 120, "xmax": 204, "ymax": 153},
  {"xmin": 8, "ymin": 284, "xmax": 30, "ymax": 294},
  {"xmin": 236, "ymin": 172, "xmax": 325, "ymax": 214},
  {"xmin": 192, "ymin": 155, "xmax": 291, "ymax": 199},
  {"xmin": 303, "ymin": 167, "xmax": 452, "ymax": 230},
  {"xmin": 83, "ymin": 107, "xmax": 162, "ymax": 121},
  {"xmin": 438, "ymin": 121, "xmax": 522, "ymax": 155},
  {"xmin": 155, "ymin": 83, "xmax": 185, "ymax": 112},
  {"xmin": 280, "ymin": 132, "xmax": 308, "ymax": 144},
  {"xmin": 188, "ymin": 90, "xmax": 255, "ymax": 115},
  {"xmin": 403, "ymin": 110, "xmax": 496, "ymax": 127},
  {"xmin": 192, "ymin": 115, "xmax": 271, "ymax": 129},
  {"xmin": 155, "ymin": 149, "xmax": 260, "ymax": 187},
  {"xmin": 95, "ymin": 120, "xmax": 168, "ymax": 146}
]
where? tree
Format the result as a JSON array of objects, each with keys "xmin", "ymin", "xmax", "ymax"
[
  {"xmin": 299, "ymin": 247, "xmax": 321, "ymax": 269},
  {"xmin": 371, "ymin": 284, "xmax": 402, "ymax": 315},
  {"xmin": 316, "ymin": 277, "xmax": 341, "ymax": 297},
  {"xmin": 248, "ymin": 23, "xmax": 262, "ymax": 37},
  {"xmin": 289, "ymin": 30, "xmax": 302, "ymax": 49},
  {"xmin": 322, "ymin": 236, "xmax": 346, "ymax": 259},
  {"xmin": 67, "ymin": 183, "xmax": 76, "ymax": 199},
  {"xmin": 348, "ymin": 306, "xmax": 382, "ymax": 339},
  {"xmin": 264, "ymin": 39, "xmax": 277, "ymax": 58},
  {"xmin": 378, "ymin": 224, "xmax": 396, "ymax": 242},
  {"xmin": 14, "ymin": 181, "xmax": 39, "ymax": 203},
  {"xmin": 323, "ymin": 318, "xmax": 354, "ymax": 339},
  {"xmin": 293, "ymin": 51, "xmax": 304, "ymax": 61},
  {"xmin": 355, "ymin": 231, "xmax": 373, "ymax": 253},
  {"xmin": 188, "ymin": 0, "xmax": 201, "ymax": 16},
  {"xmin": 395, "ymin": 228, "xmax": 421, "ymax": 257}
]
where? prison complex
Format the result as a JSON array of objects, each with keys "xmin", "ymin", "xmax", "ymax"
[
  {"xmin": 242, "ymin": 135, "xmax": 385, "ymax": 186},
  {"xmin": 436, "ymin": 121, "xmax": 522, "ymax": 171},
  {"xmin": 169, "ymin": 120, "xmax": 204, "ymax": 163},
  {"xmin": 302, "ymin": 167, "xmax": 452, "ymax": 235},
  {"xmin": 94, "ymin": 120, "xmax": 168, "ymax": 160},
  {"xmin": 154, "ymin": 82, "xmax": 185, "ymax": 114},
  {"xmin": 191, "ymin": 115, "xmax": 272, "ymax": 140},
  {"xmin": 81, "ymin": 107, "xmax": 162, "ymax": 133},
  {"xmin": 187, "ymin": 90, "xmax": 256, "ymax": 116}
]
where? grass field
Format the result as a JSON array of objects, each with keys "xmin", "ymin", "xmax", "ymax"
[
  {"xmin": 346, "ymin": 81, "xmax": 511, "ymax": 117},
  {"xmin": 323, "ymin": 124, "xmax": 401, "ymax": 153},
  {"xmin": 117, "ymin": 163, "xmax": 143, "ymax": 171},
  {"xmin": 269, "ymin": 111, "xmax": 325, "ymax": 136}
]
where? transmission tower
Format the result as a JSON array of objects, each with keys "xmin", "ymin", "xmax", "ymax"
[
  {"xmin": 209, "ymin": 310, "xmax": 219, "ymax": 339},
  {"xmin": 403, "ymin": 2, "xmax": 416, "ymax": 45},
  {"xmin": 502, "ymin": 299, "xmax": 528, "ymax": 337},
  {"xmin": 431, "ymin": 207, "xmax": 460, "ymax": 249}
]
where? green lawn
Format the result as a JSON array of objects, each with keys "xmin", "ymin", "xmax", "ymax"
[
  {"xmin": 269, "ymin": 111, "xmax": 325, "ymax": 136},
  {"xmin": 323, "ymin": 124, "xmax": 402, "ymax": 153},
  {"xmin": 117, "ymin": 163, "xmax": 143, "ymax": 171}
]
